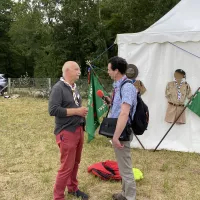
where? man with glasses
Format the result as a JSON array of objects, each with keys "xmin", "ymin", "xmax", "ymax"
[{"xmin": 49, "ymin": 61, "xmax": 88, "ymax": 200}]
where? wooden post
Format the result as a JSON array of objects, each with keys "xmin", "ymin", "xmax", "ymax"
[
  {"xmin": 8, "ymin": 78, "xmax": 11, "ymax": 94},
  {"xmin": 48, "ymin": 78, "xmax": 51, "ymax": 91}
]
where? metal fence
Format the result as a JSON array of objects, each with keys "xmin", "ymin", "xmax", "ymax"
[{"xmin": 7, "ymin": 77, "xmax": 112, "ymax": 99}]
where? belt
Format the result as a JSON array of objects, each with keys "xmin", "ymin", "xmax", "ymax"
[{"xmin": 168, "ymin": 102, "xmax": 184, "ymax": 107}]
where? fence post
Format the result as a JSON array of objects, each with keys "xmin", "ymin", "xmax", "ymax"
[
  {"xmin": 48, "ymin": 78, "xmax": 51, "ymax": 90},
  {"xmin": 8, "ymin": 78, "xmax": 11, "ymax": 94}
]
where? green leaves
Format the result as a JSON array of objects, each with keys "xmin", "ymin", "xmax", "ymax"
[{"xmin": 0, "ymin": 0, "xmax": 180, "ymax": 78}]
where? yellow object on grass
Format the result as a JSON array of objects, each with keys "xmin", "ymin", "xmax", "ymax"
[{"xmin": 132, "ymin": 168, "xmax": 144, "ymax": 181}]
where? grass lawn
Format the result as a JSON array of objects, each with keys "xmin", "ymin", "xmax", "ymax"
[{"xmin": 0, "ymin": 97, "xmax": 200, "ymax": 200}]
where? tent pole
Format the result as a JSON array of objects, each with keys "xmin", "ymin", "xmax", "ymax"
[
  {"xmin": 133, "ymin": 133, "xmax": 145, "ymax": 150},
  {"xmin": 154, "ymin": 87, "xmax": 200, "ymax": 152}
]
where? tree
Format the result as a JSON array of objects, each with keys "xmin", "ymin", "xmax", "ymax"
[
  {"xmin": 0, "ymin": 0, "xmax": 15, "ymax": 77},
  {"xmin": 0, "ymin": 0, "xmax": 181, "ymax": 78}
]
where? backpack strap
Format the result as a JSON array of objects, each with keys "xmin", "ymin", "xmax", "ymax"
[
  {"xmin": 120, "ymin": 79, "xmax": 133, "ymax": 99},
  {"xmin": 107, "ymin": 79, "xmax": 132, "ymax": 118},
  {"xmin": 119, "ymin": 79, "xmax": 135, "ymax": 122}
]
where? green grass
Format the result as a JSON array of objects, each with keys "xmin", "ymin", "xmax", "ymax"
[{"xmin": 0, "ymin": 97, "xmax": 200, "ymax": 200}]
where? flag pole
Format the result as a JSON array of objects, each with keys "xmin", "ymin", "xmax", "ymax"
[
  {"xmin": 154, "ymin": 87, "xmax": 200, "ymax": 152},
  {"xmin": 86, "ymin": 60, "xmax": 108, "ymax": 93}
]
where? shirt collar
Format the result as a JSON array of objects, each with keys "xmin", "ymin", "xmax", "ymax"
[
  {"xmin": 113, "ymin": 75, "xmax": 127, "ymax": 88},
  {"xmin": 174, "ymin": 79, "xmax": 185, "ymax": 85},
  {"xmin": 60, "ymin": 77, "xmax": 76, "ymax": 90}
]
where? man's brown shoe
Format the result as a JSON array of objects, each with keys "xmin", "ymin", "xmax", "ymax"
[{"xmin": 112, "ymin": 193, "xmax": 127, "ymax": 200}]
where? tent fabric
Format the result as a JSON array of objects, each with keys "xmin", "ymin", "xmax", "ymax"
[
  {"xmin": 116, "ymin": 0, "xmax": 200, "ymax": 153},
  {"xmin": 117, "ymin": 0, "xmax": 200, "ymax": 44}
]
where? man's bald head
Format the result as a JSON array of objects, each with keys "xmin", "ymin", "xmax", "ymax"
[
  {"xmin": 62, "ymin": 61, "xmax": 79, "ymax": 74},
  {"xmin": 62, "ymin": 61, "xmax": 81, "ymax": 84}
]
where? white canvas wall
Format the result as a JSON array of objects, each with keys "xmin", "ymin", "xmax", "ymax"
[{"xmin": 118, "ymin": 41, "xmax": 200, "ymax": 153}]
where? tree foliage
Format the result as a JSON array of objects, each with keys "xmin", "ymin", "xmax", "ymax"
[{"xmin": 0, "ymin": 0, "xmax": 180, "ymax": 77}]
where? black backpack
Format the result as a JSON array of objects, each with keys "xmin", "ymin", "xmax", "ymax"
[{"xmin": 120, "ymin": 80, "xmax": 149, "ymax": 135}]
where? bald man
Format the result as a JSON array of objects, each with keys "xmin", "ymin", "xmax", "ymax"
[{"xmin": 49, "ymin": 61, "xmax": 89, "ymax": 200}]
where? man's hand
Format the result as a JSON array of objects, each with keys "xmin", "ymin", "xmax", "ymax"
[
  {"xmin": 112, "ymin": 136, "xmax": 124, "ymax": 149},
  {"xmin": 103, "ymin": 96, "xmax": 111, "ymax": 106},
  {"xmin": 77, "ymin": 107, "xmax": 88, "ymax": 117},
  {"xmin": 111, "ymin": 103, "xmax": 130, "ymax": 149}
]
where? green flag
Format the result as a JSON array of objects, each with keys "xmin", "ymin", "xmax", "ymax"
[
  {"xmin": 86, "ymin": 71, "xmax": 108, "ymax": 142},
  {"xmin": 188, "ymin": 91, "xmax": 200, "ymax": 117}
]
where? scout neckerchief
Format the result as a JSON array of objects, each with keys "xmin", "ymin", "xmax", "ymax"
[
  {"xmin": 175, "ymin": 79, "xmax": 184, "ymax": 101},
  {"xmin": 60, "ymin": 77, "xmax": 80, "ymax": 106}
]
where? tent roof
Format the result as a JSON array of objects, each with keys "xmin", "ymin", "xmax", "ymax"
[{"xmin": 117, "ymin": 0, "xmax": 200, "ymax": 44}]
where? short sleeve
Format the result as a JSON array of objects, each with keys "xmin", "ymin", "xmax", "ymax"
[{"xmin": 121, "ymin": 83, "xmax": 137, "ymax": 107}]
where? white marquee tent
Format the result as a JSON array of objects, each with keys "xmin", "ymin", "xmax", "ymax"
[{"xmin": 116, "ymin": 0, "xmax": 200, "ymax": 153}]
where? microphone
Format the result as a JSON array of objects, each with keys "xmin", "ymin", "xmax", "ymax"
[{"xmin": 96, "ymin": 90, "xmax": 110, "ymax": 104}]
